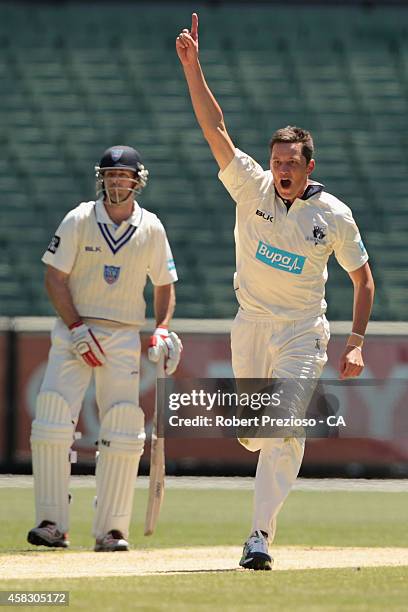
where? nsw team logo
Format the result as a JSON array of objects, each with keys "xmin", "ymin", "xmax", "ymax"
[
  {"xmin": 111, "ymin": 148, "xmax": 124, "ymax": 162},
  {"xmin": 104, "ymin": 265, "xmax": 121, "ymax": 284}
]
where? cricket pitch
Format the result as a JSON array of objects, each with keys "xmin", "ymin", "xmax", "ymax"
[{"xmin": 1, "ymin": 546, "xmax": 408, "ymax": 579}]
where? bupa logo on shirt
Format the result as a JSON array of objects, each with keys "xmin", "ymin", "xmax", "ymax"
[
  {"xmin": 103, "ymin": 265, "xmax": 121, "ymax": 284},
  {"xmin": 256, "ymin": 241, "xmax": 306, "ymax": 275}
]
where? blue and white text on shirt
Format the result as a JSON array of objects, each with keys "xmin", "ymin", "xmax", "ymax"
[{"xmin": 256, "ymin": 241, "xmax": 306, "ymax": 274}]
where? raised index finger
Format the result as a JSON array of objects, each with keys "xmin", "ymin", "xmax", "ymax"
[{"xmin": 191, "ymin": 12, "xmax": 198, "ymax": 41}]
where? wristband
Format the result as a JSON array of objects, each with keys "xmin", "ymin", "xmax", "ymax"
[
  {"xmin": 347, "ymin": 332, "xmax": 364, "ymax": 348},
  {"xmin": 69, "ymin": 320, "xmax": 83, "ymax": 330},
  {"xmin": 155, "ymin": 326, "xmax": 169, "ymax": 336}
]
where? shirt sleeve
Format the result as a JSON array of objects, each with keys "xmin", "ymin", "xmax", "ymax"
[
  {"xmin": 148, "ymin": 222, "xmax": 178, "ymax": 286},
  {"xmin": 218, "ymin": 148, "xmax": 274, "ymax": 208},
  {"xmin": 41, "ymin": 209, "xmax": 79, "ymax": 274},
  {"xmin": 333, "ymin": 207, "xmax": 369, "ymax": 272}
]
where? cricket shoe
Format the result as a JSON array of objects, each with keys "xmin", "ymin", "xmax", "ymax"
[
  {"xmin": 239, "ymin": 530, "xmax": 273, "ymax": 570},
  {"xmin": 27, "ymin": 520, "xmax": 69, "ymax": 548},
  {"xmin": 94, "ymin": 529, "xmax": 129, "ymax": 552}
]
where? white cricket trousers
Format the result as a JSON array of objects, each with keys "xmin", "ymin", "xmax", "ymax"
[
  {"xmin": 231, "ymin": 308, "xmax": 330, "ymax": 542},
  {"xmin": 41, "ymin": 318, "xmax": 141, "ymax": 422}
]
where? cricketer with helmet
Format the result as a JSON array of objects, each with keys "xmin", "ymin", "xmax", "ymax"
[{"xmin": 27, "ymin": 145, "xmax": 182, "ymax": 552}]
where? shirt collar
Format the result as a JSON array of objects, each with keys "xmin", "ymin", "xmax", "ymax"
[
  {"xmin": 95, "ymin": 198, "xmax": 142, "ymax": 227},
  {"xmin": 275, "ymin": 180, "xmax": 325, "ymax": 208},
  {"xmin": 301, "ymin": 180, "xmax": 325, "ymax": 201}
]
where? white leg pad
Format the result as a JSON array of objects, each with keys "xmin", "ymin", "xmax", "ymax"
[
  {"xmin": 30, "ymin": 392, "xmax": 74, "ymax": 533},
  {"xmin": 93, "ymin": 403, "xmax": 145, "ymax": 539}
]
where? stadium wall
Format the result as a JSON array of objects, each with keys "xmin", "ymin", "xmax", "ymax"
[{"xmin": 1, "ymin": 318, "xmax": 408, "ymax": 477}]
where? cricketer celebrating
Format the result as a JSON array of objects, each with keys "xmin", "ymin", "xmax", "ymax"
[
  {"xmin": 176, "ymin": 14, "xmax": 375, "ymax": 570},
  {"xmin": 27, "ymin": 145, "xmax": 182, "ymax": 552}
]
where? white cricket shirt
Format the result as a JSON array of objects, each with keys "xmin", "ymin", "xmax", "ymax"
[
  {"xmin": 219, "ymin": 149, "xmax": 369, "ymax": 320},
  {"xmin": 42, "ymin": 199, "xmax": 178, "ymax": 326}
]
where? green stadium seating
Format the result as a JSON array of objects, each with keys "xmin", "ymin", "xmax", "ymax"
[{"xmin": 0, "ymin": 4, "xmax": 406, "ymax": 320}]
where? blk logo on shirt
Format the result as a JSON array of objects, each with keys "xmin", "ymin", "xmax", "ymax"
[{"xmin": 256, "ymin": 209, "xmax": 274, "ymax": 222}]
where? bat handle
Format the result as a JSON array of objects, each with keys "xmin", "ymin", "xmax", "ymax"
[{"xmin": 157, "ymin": 352, "xmax": 165, "ymax": 378}]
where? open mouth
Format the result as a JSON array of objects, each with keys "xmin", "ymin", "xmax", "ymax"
[{"xmin": 280, "ymin": 179, "xmax": 292, "ymax": 189}]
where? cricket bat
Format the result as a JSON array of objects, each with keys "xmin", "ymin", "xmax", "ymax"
[{"xmin": 144, "ymin": 354, "xmax": 165, "ymax": 535}]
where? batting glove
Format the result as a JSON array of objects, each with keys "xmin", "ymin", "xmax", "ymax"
[
  {"xmin": 148, "ymin": 326, "xmax": 182, "ymax": 375},
  {"xmin": 69, "ymin": 321, "xmax": 106, "ymax": 367}
]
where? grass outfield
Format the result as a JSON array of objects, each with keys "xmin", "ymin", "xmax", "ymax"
[
  {"xmin": 1, "ymin": 487, "xmax": 408, "ymax": 551},
  {"xmin": 0, "ymin": 486, "xmax": 408, "ymax": 610},
  {"xmin": 0, "ymin": 569, "xmax": 407, "ymax": 612}
]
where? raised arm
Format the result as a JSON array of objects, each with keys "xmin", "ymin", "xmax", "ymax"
[{"xmin": 176, "ymin": 13, "xmax": 235, "ymax": 171}]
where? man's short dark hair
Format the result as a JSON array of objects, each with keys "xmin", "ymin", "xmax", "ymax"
[{"xmin": 269, "ymin": 126, "xmax": 314, "ymax": 164}]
